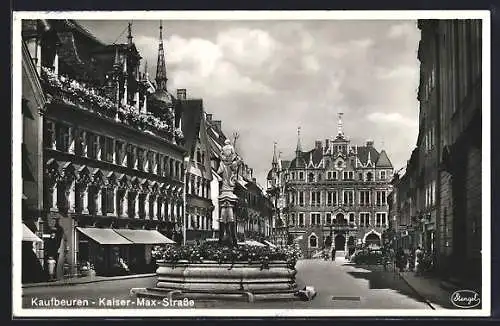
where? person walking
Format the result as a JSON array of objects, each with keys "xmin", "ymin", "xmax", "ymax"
[
  {"xmin": 331, "ymin": 247, "xmax": 336, "ymax": 261},
  {"xmin": 415, "ymin": 246, "xmax": 423, "ymax": 275},
  {"xmin": 47, "ymin": 256, "xmax": 56, "ymax": 281}
]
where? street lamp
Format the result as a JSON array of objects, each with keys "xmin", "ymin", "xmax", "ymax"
[{"xmin": 182, "ymin": 155, "xmax": 190, "ymax": 246}]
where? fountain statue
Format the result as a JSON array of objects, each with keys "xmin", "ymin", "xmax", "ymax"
[{"xmin": 217, "ymin": 139, "xmax": 242, "ymax": 247}]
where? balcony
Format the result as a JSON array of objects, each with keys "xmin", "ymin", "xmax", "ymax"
[{"xmin": 40, "ymin": 66, "xmax": 184, "ymax": 143}]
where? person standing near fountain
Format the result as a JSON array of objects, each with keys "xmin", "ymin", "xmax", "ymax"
[{"xmin": 217, "ymin": 139, "xmax": 242, "ymax": 247}]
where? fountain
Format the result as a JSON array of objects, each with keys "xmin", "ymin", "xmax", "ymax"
[{"xmin": 131, "ymin": 140, "xmax": 309, "ymax": 302}]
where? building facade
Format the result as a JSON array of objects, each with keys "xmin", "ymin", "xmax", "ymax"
[
  {"xmin": 21, "ymin": 34, "xmax": 47, "ymax": 282},
  {"xmin": 390, "ymin": 20, "xmax": 482, "ymax": 285},
  {"xmin": 270, "ymin": 115, "xmax": 394, "ymax": 258},
  {"xmin": 22, "ymin": 19, "xmax": 190, "ymax": 279}
]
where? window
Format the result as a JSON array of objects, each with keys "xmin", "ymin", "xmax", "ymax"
[
  {"xmin": 126, "ymin": 145, "xmax": 135, "ymax": 168},
  {"xmin": 311, "ymin": 213, "xmax": 321, "ymax": 225},
  {"xmin": 343, "ymin": 171, "xmax": 354, "ymax": 180},
  {"xmin": 376, "ymin": 213, "xmax": 387, "ymax": 227},
  {"xmin": 297, "ymin": 213, "xmax": 305, "ymax": 227},
  {"xmin": 326, "ymin": 213, "xmax": 332, "ymax": 225},
  {"xmin": 360, "ymin": 213, "xmax": 370, "ymax": 227},
  {"xmin": 358, "ymin": 173, "xmax": 363, "ymax": 181},
  {"xmin": 309, "ymin": 234, "xmax": 318, "ymax": 248},
  {"xmin": 44, "ymin": 121, "xmax": 56, "ymax": 148},
  {"xmin": 290, "ymin": 213, "xmax": 296, "ymax": 226},
  {"xmin": 366, "ymin": 172, "xmax": 373, "ymax": 181},
  {"xmin": 327, "ymin": 191, "xmax": 337, "ymax": 206},
  {"xmin": 137, "ymin": 148, "xmax": 145, "ymax": 171},
  {"xmin": 75, "ymin": 130, "xmax": 86, "ymax": 156},
  {"xmin": 311, "ymin": 191, "xmax": 321, "ymax": 206},
  {"xmin": 308, "ymin": 173, "xmax": 314, "ymax": 182},
  {"xmin": 380, "ymin": 171, "xmax": 386, "ymax": 180},
  {"xmin": 56, "ymin": 124, "xmax": 70, "ymax": 152},
  {"xmin": 343, "ymin": 190, "xmax": 354, "ymax": 206},
  {"xmin": 359, "ymin": 190, "xmax": 371, "ymax": 206},
  {"xmin": 349, "ymin": 213, "xmax": 355, "ymax": 224},
  {"xmin": 376, "ymin": 191, "xmax": 387, "ymax": 206},
  {"xmin": 103, "ymin": 137, "xmax": 114, "ymax": 163},
  {"xmin": 298, "ymin": 191, "xmax": 305, "ymax": 206},
  {"xmin": 156, "ymin": 153, "xmax": 162, "ymax": 176},
  {"xmin": 147, "ymin": 151, "xmax": 155, "ymax": 173},
  {"xmin": 299, "ymin": 171, "xmax": 304, "ymax": 180},
  {"xmin": 101, "ymin": 188, "xmax": 114, "ymax": 214},
  {"xmin": 291, "ymin": 172, "xmax": 296, "ymax": 180},
  {"xmin": 115, "ymin": 141, "xmax": 123, "ymax": 164},
  {"xmin": 317, "ymin": 173, "xmax": 322, "ymax": 181},
  {"xmin": 87, "ymin": 133, "xmax": 99, "ymax": 159}
]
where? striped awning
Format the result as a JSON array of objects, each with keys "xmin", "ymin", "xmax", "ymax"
[
  {"xmin": 76, "ymin": 227, "xmax": 132, "ymax": 245},
  {"xmin": 113, "ymin": 229, "xmax": 175, "ymax": 244}
]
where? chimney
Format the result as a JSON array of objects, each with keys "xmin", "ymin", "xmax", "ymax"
[
  {"xmin": 213, "ymin": 120, "xmax": 222, "ymax": 131},
  {"xmin": 206, "ymin": 113, "xmax": 213, "ymax": 121},
  {"xmin": 252, "ymin": 177, "xmax": 257, "ymax": 183},
  {"xmin": 315, "ymin": 140, "xmax": 322, "ymax": 150},
  {"xmin": 177, "ymin": 88, "xmax": 187, "ymax": 100},
  {"xmin": 366, "ymin": 140, "xmax": 374, "ymax": 147}
]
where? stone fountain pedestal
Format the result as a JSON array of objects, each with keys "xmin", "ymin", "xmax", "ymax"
[{"xmin": 131, "ymin": 260, "xmax": 303, "ymax": 302}]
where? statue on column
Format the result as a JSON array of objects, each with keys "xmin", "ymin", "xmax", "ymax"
[{"xmin": 217, "ymin": 139, "xmax": 242, "ymax": 247}]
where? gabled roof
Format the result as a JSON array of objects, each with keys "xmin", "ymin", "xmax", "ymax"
[
  {"xmin": 375, "ymin": 149, "xmax": 393, "ymax": 168},
  {"xmin": 356, "ymin": 146, "xmax": 380, "ymax": 166}
]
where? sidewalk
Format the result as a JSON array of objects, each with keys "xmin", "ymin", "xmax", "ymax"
[
  {"xmin": 398, "ymin": 271, "xmax": 457, "ymax": 309},
  {"xmin": 22, "ymin": 273, "xmax": 156, "ymax": 288}
]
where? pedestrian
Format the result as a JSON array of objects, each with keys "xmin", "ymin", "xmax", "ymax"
[
  {"xmin": 415, "ymin": 246, "xmax": 423, "ymax": 275},
  {"xmin": 331, "ymin": 247, "xmax": 336, "ymax": 261},
  {"xmin": 47, "ymin": 256, "xmax": 56, "ymax": 281}
]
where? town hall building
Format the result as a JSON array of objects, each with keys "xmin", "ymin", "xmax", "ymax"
[{"xmin": 268, "ymin": 114, "xmax": 394, "ymax": 258}]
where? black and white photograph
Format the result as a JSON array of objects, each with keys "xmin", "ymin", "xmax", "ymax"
[{"xmin": 12, "ymin": 10, "xmax": 490, "ymax": 317}]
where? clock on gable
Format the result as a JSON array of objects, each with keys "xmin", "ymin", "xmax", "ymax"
[{"xmin": 334, "ymin": 158, "xmax": 346, "ymax": 171}]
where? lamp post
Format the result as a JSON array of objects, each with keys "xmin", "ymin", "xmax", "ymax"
[{"xmin": 182, "ymin": 155, "xmax": 190, "ymax": 246}]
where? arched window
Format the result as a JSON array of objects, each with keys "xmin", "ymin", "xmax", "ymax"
[{"xmin": 309, "ymin": 234, "xmax": 318, "ymax": 248}]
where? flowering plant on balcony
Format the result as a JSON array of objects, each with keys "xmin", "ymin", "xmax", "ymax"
[
  {"xmin": 153, "ymin": 242, "xmax": 300, "ymax": 270},
  {"xmin": 40, "ymin": 66, "xmax": 175, "ymax": 138}
]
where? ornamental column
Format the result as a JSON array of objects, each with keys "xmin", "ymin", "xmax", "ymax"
[
  {"xmin": 144, "ymin": 192, "xmax": 150, "ymax": 219},
  {"xmin": 51, "ymin": 183, "xmax": 58, "ymax": 212},
  {"xmin": 67, "ymin": 180, "xmax": 76, "ymax": 213},
  {"xmin": 112, "ymin": 187, "xmax": 118, "ymax": 216},
  {"xmin": 96, "ymin": 187, "xmax": 102, "ymax": 216},
  {"xmin": 82, "ymin": 185, "xmax": 89, "ymax": 214},
  {"xmin": 134, "ymin": 192, "xmax": 140, "ymax": 218},
  {"xmin": 68, "ymin": 127, "xmax": 75, "ymax": 154},
  {"xmin": 153, "ymin": 195, "xmax": 158, "ymax": 220},
  {"xmin": 122, "ymin": 189, "xmax": 129, "ymax": 218},
  {"xmin": 158, "ymin": 197, "xmax": 164, "ymax": 221}
]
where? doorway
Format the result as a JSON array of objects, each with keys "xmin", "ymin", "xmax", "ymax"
[{"xmin": 334, "ymin": 233, "xmax": 346, "ymax": 251}]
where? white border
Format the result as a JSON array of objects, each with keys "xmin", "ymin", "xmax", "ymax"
[{"xmin": 12, "ymin": 10, "xmax": 491, "ymax": 318}]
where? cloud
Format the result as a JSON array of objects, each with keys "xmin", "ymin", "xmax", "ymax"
[
  {"xmin": 376, "ymin": 65, "xmax": 419, "ymax": 80},
  {"xmin": 366, "ymin": 112, "xmax": 417, "ymax": 127},
  {"xmin": 216, "ymin": 27, "xmax": 277, "ymax": 67},
  {"xmin": 350, "ymin": 38, "xmax": 375, "ymax": 49},
  {"xmin": 135, "ymin": 31, "xmax": 274, "ymax": 98},
  {"xmin": 302, "ymin": 55, "xmax": 320, "ymax": 73},
  {"xmin": 388, "ymin": 23, "xmax": 417, "ymax": 39}
]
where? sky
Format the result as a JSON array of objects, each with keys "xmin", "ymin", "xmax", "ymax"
[{"xmin": 79, "ymin": 19, "xmax": 421, "ymax": 187}]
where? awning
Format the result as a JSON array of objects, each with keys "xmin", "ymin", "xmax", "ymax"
[
  {"xmin": 23, "ymin": 223, "xmax": 42, "ymax": 242},
  {"xmin": 238, "ymin": 240, "xmax": 266, "ymax": 247},
  {"xmin": 76, "ymin": 227, "xmax": 132, "ymax": 245},
  {"xmin": 263, "ymin": 240, "xmax": 277, "ymax": 248},
  {"xmin": 113, "ymin": 229, "xmax": 175, "ymax": 245}
]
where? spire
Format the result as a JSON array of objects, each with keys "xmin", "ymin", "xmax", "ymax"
[
  {"xmin": 144, "ymin": 60, "xmax": 149, "ymax": 79},
  {"xmin": 113, "ymin": 45, "xmax": 120, "ymax": 67},
  {"xmin": 127, "ymin": 22, "xmax": 133, "ymax": 45},
  {"xmin": 272, "ymin": 142, "xmax": 278, "ymax": 166},
  {"xmin": 296, "ymin": 127, "xmax": 302, "ymax": 154},
  {"xmin": 337, "ymin": 112, "xmax": 344, "ymax": 137},
  {"xmin": 155, "ymin": 20, "xmax": 168, "ymax": 91}
]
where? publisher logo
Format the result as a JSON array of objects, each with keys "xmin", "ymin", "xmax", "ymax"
[{"xmin": 450, "ymin": 290, "xmax": 481, "ymax": 308}]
